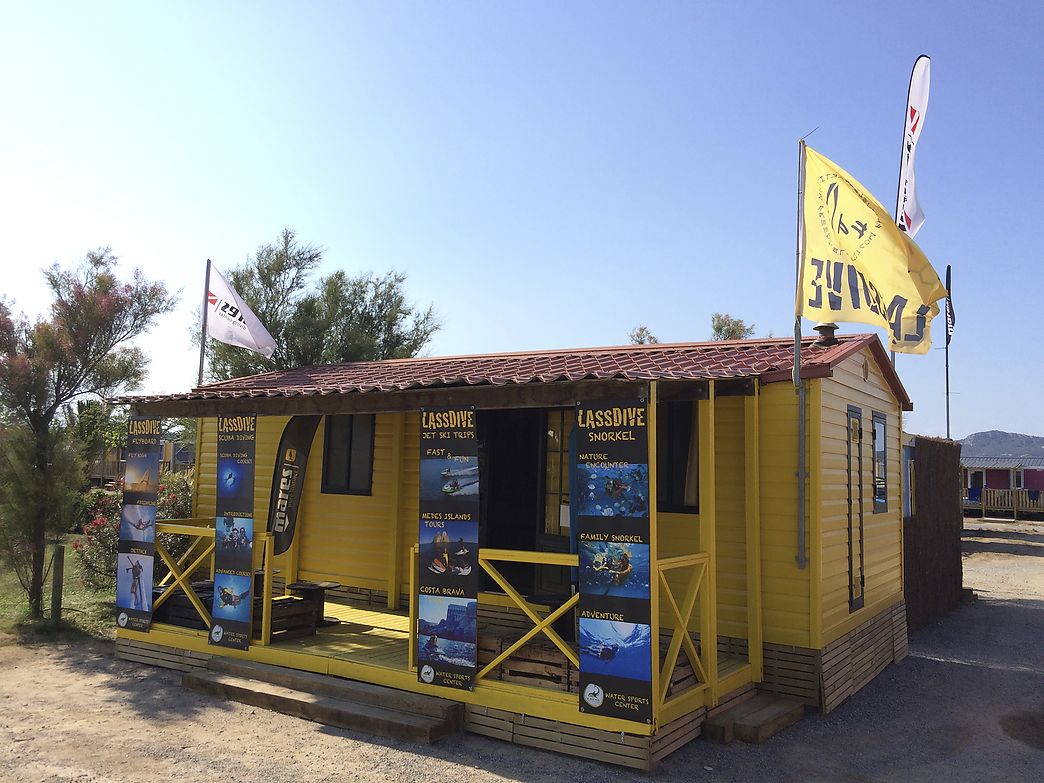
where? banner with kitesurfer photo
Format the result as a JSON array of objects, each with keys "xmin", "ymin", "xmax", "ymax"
[
  {"xmin": 575, "ymin": 400, "xmax": 653, "ymax": 723},
  {"xmin": 417, "ymin": 407, "xmax": 479, "ymax": 691},
  {"xmin": 115, "ymin": 417, "xmax": 162, "ymax": 632},
  {"xmin": 210, "ymin": 414, "xmax": 257, "ymax": 651}
]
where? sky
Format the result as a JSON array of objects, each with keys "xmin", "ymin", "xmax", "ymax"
[{"xmin": 1, "ymin": 1, "xmax": 1041, "ymax": 439}]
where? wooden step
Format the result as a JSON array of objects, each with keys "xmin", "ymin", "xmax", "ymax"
[
  {"xmin": 183, "ymin": 671, "xmax": 457, "ymax": 744},
  {"xmin": 206, "ymin": 657, "xmax": 462, "ymax": 724},
  {"xmin": 703, "ymin": 693, "xmax": 805, "ymax": 745},
  {"xmin": 732, "ymin": 696, "xmax": 805, "ymax": 744}
]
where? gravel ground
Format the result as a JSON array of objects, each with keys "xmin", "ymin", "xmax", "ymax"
[{"xmin": 1, "ymin": 521, "xmax": 1042, "ymax": 782}]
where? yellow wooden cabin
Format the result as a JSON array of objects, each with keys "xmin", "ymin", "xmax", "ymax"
[{"xmin": 116, "ymin": 332, "xmax": 910, "ymax": 767}]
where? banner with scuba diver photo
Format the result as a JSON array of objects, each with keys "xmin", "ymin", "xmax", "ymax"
[
  {"xmin": 417, "ymin": 407, "xmax": 479, "ymax": 691},
  {"xmin": 115, "ymin": 417, "xmax": 162, "ymax": 632},
  {"xmin": 575, "ymin": 399, "xmax": 653, "ymax": 724},
  {"xmin": 210, "ymin": 414, "xmax": 257, "ymax": 651}
]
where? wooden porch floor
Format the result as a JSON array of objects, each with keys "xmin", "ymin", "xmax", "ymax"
[
  {"xmin": 273, "ymin": 600, "xmax": 411, "ymax": 669},
  {"xmin": 274, "ymin": 599, "xmax": 749, "ymax": 686}
]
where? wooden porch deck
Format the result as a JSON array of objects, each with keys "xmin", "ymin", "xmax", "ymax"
[{"xmin": 274, "ymin": 600, "xmax": 411, "ymax": 669}]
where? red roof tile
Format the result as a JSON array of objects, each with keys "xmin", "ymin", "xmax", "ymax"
[{"xmin": 117, "ymin": 333, "xmax": 911, "ymax": 409}]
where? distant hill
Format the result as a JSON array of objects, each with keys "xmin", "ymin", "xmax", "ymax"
[{"xmin": 959, "ymin": 430, "xmax": 1044, "ymax": 458}]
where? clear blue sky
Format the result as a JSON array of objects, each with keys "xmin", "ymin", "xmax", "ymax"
[{"xmin": 2, "ymin": 2, "xmax": 1041, "ymax": 439}]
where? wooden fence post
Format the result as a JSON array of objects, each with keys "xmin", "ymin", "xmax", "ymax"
[{"xmin": 51, "ymin": 544, "xmax": 65, "ymax": 627}]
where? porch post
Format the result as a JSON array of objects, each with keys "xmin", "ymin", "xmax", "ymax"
[
  {"xmin": 744, "ymin": 383, "xmax": 764, "ymax": 683},
  {"xmin": 698, "ymin": 380, "xmax": 719, "ymax": 704},
  {"xmin": 387, "ymin": 412, "xmax": 406, "ymax": 609},
  {"xmin": 648, "ymin": 381, "xmax": 661, "ymax": 727}
]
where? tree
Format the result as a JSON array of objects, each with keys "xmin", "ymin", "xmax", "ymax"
[
  {"xmin": 710, "ymin": 312, "xmax": 755, "ymax": 341},
  {"xmin": 0, "ymin": 249, "xmax": 176, "ymax": 618},
  {"xmin": 628, "ymin": 325, "xmax": 659, "ymax": 345},
  {"xmin": 206, "ymin": 228, "xmax": 440, "ymax": 380}
]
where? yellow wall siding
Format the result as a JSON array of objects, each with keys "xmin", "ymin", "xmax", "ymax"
[
  {"xmin": 295, "ymin": 414, "xmax": 397, "ymax": 588},
  {"xmin": 398, "ymin": 412, "xmax": 421, "ymax": 599},
  {"xmin": 757, "ymin": 381, "xmax": 811, "ymax": 648},
  {"xmin": 657, "ymin": 396, "xmax": 747, "ymax": 638},
  {"xmin": 817, "ymin": 349, "xmax": 903, "ymax": 646},
  {"xmin": 711, "ymin": 397, "xmax": 747, "ymax": 639}
]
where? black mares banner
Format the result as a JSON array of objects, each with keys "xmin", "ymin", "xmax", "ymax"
[
  {"xmin": 209, "ymin": 414, "xmax": 257, "ymax": 650},
  {"xmin": 417, "ymin": 408, "xmax": 479, "ymax": 691},
  {"xmin": 115, "ymin": 417, "xmax": 162, "ymax": 632},
  {"xmin": 575, "ymin": 400, "xmax": 653, "ymax": 724},
  {"xmin": 268, "ymin": 415, "xmax": 322, "ymax": 555}
]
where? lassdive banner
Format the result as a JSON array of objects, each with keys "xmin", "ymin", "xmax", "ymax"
[
  {"xmin": 209, "ymin": 414, "xmax": 257, "ymax": 650},
  {"xmin": 417, "ymin": 408, "xmax": 479, "ymax": 691},
  {"xmin": 115, "ymin": 417, "xmax": 162, "ymax": 632},
  {"xmin": 896, "ymin": 55, "xmax": 930, "ymax": 238},
  {"xmin": 267, "ymin": 415, "xmax": 322, "ymax": 555},
  {"xmin": 575, "ymin": 400, "xmax": 653, "ymax": 724},
  {"xmin": 799, "ymin": 144, "xmax": 947, "ymax": 355}
]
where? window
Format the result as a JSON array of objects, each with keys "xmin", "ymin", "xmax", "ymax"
[
  {"xmin": 321, "ymin": 414, "xmax": 375, "ymax": 495},
  {"xmin": 657, "ymin": 400, "xmax": 699, "ymax": 513},
  {"xmin": 871, "ymin": 412, "xmax": 887, "ymax": 513},
  {"xmin": 543, "ymin": 409, "xmax": 575, "ymax": 536},
  {"xmin": 1014, "ymin": 470, "xmax": 1024, "ymax": 490}
]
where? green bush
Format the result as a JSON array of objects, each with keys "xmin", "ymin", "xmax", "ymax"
[{"xmin": 73, "ymin": 468, "xmax": 196, "ymax": 591}]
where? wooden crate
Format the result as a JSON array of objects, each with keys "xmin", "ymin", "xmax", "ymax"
[
  {"xmin": 252, "ymin": 596, "xmax": 318, "ymax": 641},
  {"xmin": 115, "ymin": 637, "xmax": 211, "ymax": 672}
]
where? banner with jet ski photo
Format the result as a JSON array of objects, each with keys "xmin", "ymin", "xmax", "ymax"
[
  {"xmin": 575, "ymin": 400, "xmax": 653, "ymax": 724},
  {"xmin": 417, "ymin": 408, "xmax": 479, "ymax": 691},
  {"xmin": 210, "ymin": 415, "xmax": 257, "ymax": 651},
  {"xmin": 115, "ymin": 417, "xmax": 162, "ymax": 632}
]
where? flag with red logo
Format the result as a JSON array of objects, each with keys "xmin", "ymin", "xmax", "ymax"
[
  {"xmin": 896, "ymin": 55, "xmax": 930, "ymax": 237},
  {"xmin": 206, "ymin": 264, "xmax": 277, "ymax": 358}
]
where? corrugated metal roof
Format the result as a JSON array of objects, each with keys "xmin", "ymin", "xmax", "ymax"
[
  {"xmin": 961, "ymin": 456, "xmax": 1044, "ymax": 469},
  {"xmin": 115, "ymin": 333, "xmax": 911, "ymax": 409}
]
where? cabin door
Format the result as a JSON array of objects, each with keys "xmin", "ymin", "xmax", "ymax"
[
  {"xmin": 476, "ymin": 409, "xmax": 543, "ymax": 596},
  {"xmin": 846, "ymin": 406, "xmax": 865, "ymax": 611}
]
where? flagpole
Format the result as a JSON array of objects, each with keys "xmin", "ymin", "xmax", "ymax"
[
  {"xmin": 945, "ymin": 263, "xmax": 953, "ymax": 438},
  {"xmin": 794, "ymin": 139, "xmax": 808, "ymax": 570},
  {"xmin": 197, "ymin": 259, "xmax": 212, "ymax": 387}
]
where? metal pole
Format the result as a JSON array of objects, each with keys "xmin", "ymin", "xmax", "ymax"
[
  {"xmin": 794, "ymin": 140, "xmax": 808, "ymax": 570},
  {"xmin": 197, "ymin": 260, "xmax": 212, "ymax": 387},
  {"xmin": 945, "ymin": 339, "xmax": 951, "ymax": 439}
]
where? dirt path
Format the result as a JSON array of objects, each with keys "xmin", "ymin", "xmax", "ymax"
[{"xmin": 2, "ymin": 523, "xmax": 1042, "ymax": 782}]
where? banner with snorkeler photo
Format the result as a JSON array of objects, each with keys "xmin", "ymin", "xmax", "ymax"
[
  {"xmin": 575, "ymin": 399, "xmax": 653, "ymax": 724},
  {"xmin": 417, "ymin": 407, "xmax": 479, "ymax": 691},
  {"xmin": 115, "ymin": 417, "xmax": 162, "ymax": 632},
  {"xmin": 209, "ymin": 414, "xmax": 257, "ymax": 651}
]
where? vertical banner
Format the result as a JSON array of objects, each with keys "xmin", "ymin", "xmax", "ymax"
[
  {"xmin": 417, "ymin": 408, "xmax": 479, "ymax": 691},
  {"xmin": 575, "ymin": 400, "xmax": 653, "ymax": 723},
  {"xmin": 267, "ymin": 415, "xmax": 322, "ymax": 555},
  {"xmin": 210, "ymin": 415, "xmax": 257, "ymax": 650},
  {"xmin": 116, "ymin": 417, "xmax": 162, "ymax": 631}
]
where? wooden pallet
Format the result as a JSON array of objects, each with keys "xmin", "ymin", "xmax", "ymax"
[
  {"xmin": 115, "ymin": 636, "xmax": 211, "ymax": 672},
  {"xmin": 253, "ymin": 596, "xmax": 319, "ymax": 641}
]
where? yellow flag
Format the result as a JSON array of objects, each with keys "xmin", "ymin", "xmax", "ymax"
[{"xmin": 799, "ymin": 145, "xmax": 946, "ymax": 354}]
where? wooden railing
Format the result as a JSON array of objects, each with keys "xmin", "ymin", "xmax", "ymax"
[
  {"xmin": 657, "ymin": 552, "xmax": 712, "ymax": 718},
  {"xmin": 475, "ymin": 548, "xmax": 579, "ymax": 682},
  {"xmin": 151, "ymin": 519, "xmax": 275, "ymax": 645},
  {"xmin": 963, "ymin": 488, "xmax": 1044, "ymax": 517}
]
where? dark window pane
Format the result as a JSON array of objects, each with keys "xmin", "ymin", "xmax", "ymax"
[
  {"xmin": 872, "ymin": 413, "xmax": 887, "ymax": 512},
  {"xmin": 657, "ymin": 400, "xmax": 698, "ymax": 513},
  {"xmin": 348, "ymin": 414, "xmax": 374, "ymax": 493},
  {"xmin": 321, "ymin": 414, "xmax": 374, "ymax": 495}
]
